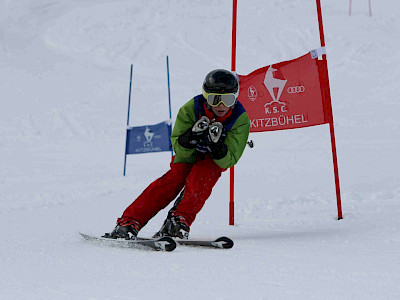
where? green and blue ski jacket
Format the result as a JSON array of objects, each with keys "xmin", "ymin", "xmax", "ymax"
[{"xmin": 171, "ymin": 95, "xmax": 250, "ymax": 169}]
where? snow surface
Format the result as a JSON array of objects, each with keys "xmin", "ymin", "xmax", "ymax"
[{"xmin": 1, "ymin": 0, "xmax": 400, "ymax": 299}]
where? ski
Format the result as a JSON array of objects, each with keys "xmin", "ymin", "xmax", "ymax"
[
  {"xmin": 176, "ymin": 236, "xmax": 234, "ymax": 249},
  {"xmin": 138, "ymin": 236, "xmax": 234, "ymax": 249},
  {"xmin": 79, "ymin": 233, "xmax": 176, "ymax": 252}
]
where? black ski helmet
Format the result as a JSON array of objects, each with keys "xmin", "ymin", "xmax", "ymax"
[{"xmin": 202, "ymin": 69, "xmax": 239, "ymax": 102}]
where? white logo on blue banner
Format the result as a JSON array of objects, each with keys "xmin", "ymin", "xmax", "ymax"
[{"xmin": 126, "ymin": 121, "xmax": 172, "ymax": 154}]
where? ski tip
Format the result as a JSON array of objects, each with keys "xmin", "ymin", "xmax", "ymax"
[
  {"xmin": 156, "ymin": 236, "xmax": 177, "ymax": 252},
  {"xmin": 215, "ymin": 236, "xmax": 234, "ymax": 249}
]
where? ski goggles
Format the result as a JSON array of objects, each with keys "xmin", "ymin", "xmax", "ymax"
[{"xmin": 202, "ymin": 91, "xmax": 237, "ymax": 107}]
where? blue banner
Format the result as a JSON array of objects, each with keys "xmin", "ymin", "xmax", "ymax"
[{"xmin": 126, "ymin": 121, "xmax": 172, "ymax": 155}]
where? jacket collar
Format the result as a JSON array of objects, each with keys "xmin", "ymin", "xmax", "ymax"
[{"xmin": 203, "ymin": 103, "xmax": 233, "ymax": 123}]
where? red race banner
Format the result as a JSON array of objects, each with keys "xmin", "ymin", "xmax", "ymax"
[{"xmin": 238, "ymin": 48, "xmax": 331, "ymax": 133}]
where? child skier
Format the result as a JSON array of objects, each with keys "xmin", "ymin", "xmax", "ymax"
[{"xmin": 105, "ymin": 69, "xmax": 250, "ymax": 240}]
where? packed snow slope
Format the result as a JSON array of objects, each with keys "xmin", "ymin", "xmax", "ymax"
[{"xmin": 1, "ymin": 0, "xmax": 399, "ymax": 299}]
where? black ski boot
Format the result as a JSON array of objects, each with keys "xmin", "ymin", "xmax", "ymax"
[
  {"xmin": 103, "ymin": 219, "xmax": 140, "ymax": 240},
  {"xmin": 153, "ymin": 215, "xmax": 190, "ymax": 240}
]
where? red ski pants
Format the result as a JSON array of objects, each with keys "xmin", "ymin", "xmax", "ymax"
[{"xmin": 121, "ymin": 156, "xmax": 224, "ymax": 229}]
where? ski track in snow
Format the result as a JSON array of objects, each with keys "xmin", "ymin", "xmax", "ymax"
[{"xmin": 1, "ymin": 0, "xmax": 400, "ymax": 299}]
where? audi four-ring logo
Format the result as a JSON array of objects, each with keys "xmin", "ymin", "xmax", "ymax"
[{"xmin": 287, "ymin": 86, "xmax": 305, "ymax": 94}]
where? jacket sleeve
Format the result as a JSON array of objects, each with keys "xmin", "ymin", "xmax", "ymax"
[
  {"xmin": 212, "ymin": 112, "xmax": 250, "ymax": 169},
  {"xmin": 170, "ymin": 99, "xmax": 197, "ymax": 163}
]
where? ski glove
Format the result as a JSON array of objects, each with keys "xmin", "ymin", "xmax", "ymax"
[
  {"xmin": 206, "ymin": 122, "xmax": 228, "ymax": 160},
  {"xmin": 178, "ymin": 116, "xmax": 210, "ymax": 149}
]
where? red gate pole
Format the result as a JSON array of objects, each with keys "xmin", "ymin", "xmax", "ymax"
[
  {"xmin": 369, "ymin": 0, "xmax": 372, "ymax": 17},
  {"xmin": 349, "ymin": 0, "xmax": 352, "ymax": 16},
  {"xmin": 229, "ymin": 0, "xmax": 238, "ymax": 225},
  {"xmin": 316, "ymin": 0, "xmax": 343, "ymax": 220}
]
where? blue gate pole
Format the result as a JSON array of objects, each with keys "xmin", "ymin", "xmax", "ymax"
[
  {"xmin": 124, "ymin": 64, "xmax": 133, "ymax": 176},
  {"xmin": 166, "ymin": 56, "xmax": 173, "ymax": 157}
]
